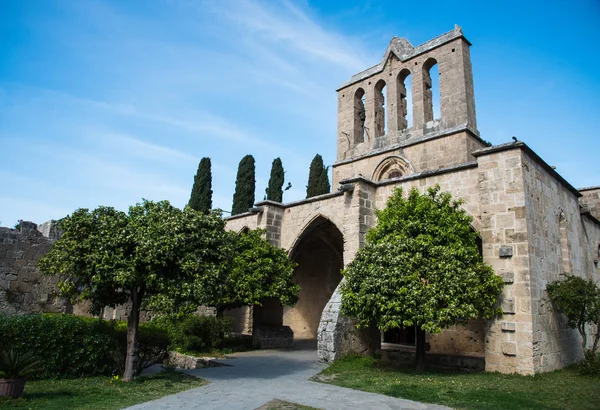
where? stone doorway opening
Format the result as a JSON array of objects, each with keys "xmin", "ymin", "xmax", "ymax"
[{"xmin": 284, "ymin": 216, "xmax": 344, "ymax": 340}]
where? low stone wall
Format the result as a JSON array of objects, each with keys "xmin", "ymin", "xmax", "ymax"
[
  {"xmin": 164, "ymin": 351, "xmax": 225, "ymax": 369},
  {"xmin": 381, "ymin": 348, "xmax": 485, "ymax": 372},
  {"xmin": 252, "ymin": 325, "xmax": 294, "ymax": 349}
]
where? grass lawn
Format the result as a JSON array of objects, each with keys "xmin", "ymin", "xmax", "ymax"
[
  {"xmin": 314, "ymin": 356, "xmax": 600, "ymax": 410},
  {"xmin": 0, "ymin": 369, "xmax": 207, "ymax": 410}
]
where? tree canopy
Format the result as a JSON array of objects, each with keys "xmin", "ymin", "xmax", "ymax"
[
  {"xmin": 341, "ymin": 186, "xmax": 503, "ymax": 370},
  {"xmin": 200, "ymin": 229, "xmax": 299, "ymax": 314},
  {"xmin": 232, "ymin": 155, "xmax": 256, "ymax": 215},
  {"xmin": 306, "ymin": 154, "xmax": 331, "ymax": 198},
  {"xmin": 38, "ymin": 200, "xmax": 298, "ymax": 381},
  {"xmin": 265, "ymin": 158, "xmax": 285, "ymax": 203},
  {"xmin": 547, "ymin": 275, "xmax": 600, "ymax": 354},
  {"xmin": 188, "ymin": 157, "xmax": 212, "ymax": 214}
]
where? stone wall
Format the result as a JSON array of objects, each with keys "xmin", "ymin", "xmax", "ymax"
[
  {"xmin": 579, "ymin": 186, "xmax": 600, "ymax": 222},
  {"xmin": 522, "ymin": 152, "xmax": 600, "ymax": 373},
  {"xmin": 0, "ymin": 222, "xmax": 69, "ymax": 315},
  {"xmin": 332, "ymin": 131, "xmax": 486, "ymax": 187}
]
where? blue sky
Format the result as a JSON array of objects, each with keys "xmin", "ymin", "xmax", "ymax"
[{"xmin": 1, "ymin": 0, "xmax": 599, "ymax": 226}]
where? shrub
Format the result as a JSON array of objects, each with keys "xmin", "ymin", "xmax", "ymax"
[
  {"xmin": 150, "ymin": 314, "xmax": 232, "ymax": 354},
  {"xmin": 0, "ymin": 313, "xmax": 118, "ymax": 379},
  {"xmin": 547, "ymin": 276, "xmax": 600, "ymax": 354},
  {"xmin": 579, "ymin": 350, "xmax": 600, "ymax": 376},
  {"xmin": 0, "ymin": 313, "xmax": 170, "ymax": 379},
  {"xmin": 112, "ymin": 322, "xmax": 171, "ymax": 375}
]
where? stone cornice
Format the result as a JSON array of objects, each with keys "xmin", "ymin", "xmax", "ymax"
[{"xmin": 333, "ymin": 125, "xmax": 482, "ymax": 168}]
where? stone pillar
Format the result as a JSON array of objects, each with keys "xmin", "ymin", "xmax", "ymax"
[
  {"xmin": 475, "ymin": 148, "xmax": 534, "ymax": 375},
  {"xmin": 411, "ymin": 64, "xmax": 426, "ymax": 134},
  {"xmin": 364, "ymin": 85, "xmax": 376, "ymax": 143},
  {"xmin": 254, "ymin": 201, "xmax": 284, "ymax": 247},
  {"xmin": 387, "ymin": 74, "xmax": 400, "ymax": 134},
  {"xmin": 252, "ymin": 201, "xmax": 292, "ymax": 348},
  {"xmin": 317, "ymin": 179, "xmax": 380, "ymax": 361}
]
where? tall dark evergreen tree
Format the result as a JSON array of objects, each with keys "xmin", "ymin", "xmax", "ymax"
[
  {"xmin": 188, "ymin": 157, "xmax": 212, "ymax": 214},
  {"xmin": 265, "ymin": 158, "xmax": 285, "ymax": 202},
  {"xmin": 232, "ymin": 155, "xmax": 256, "ymax": 215},
  {"xmin": 306, "ymin": 154, "xmax": 331, "ymax": 198}
]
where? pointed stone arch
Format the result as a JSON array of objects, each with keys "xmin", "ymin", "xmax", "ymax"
[
  {"xmin": 284, "ymin": 215, "xmax": 344, "ymax": 339},
  {"xmin": 371, "ymin": 155, "xmax": 414, "ymax": 181}
]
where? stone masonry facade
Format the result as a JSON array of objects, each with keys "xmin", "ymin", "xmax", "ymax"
[{"xmin": 225, "ymin": 26, "xmax": 600, "ymax": 375}]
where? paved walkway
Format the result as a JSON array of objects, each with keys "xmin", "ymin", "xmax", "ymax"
[{"xmin": 127, "ymin": 343, "xmax": 449, "ymax": 410}]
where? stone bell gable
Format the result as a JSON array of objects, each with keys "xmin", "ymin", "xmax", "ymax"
[{"xmin": 333, "ymin": 25, "xmax": 486, "ymax": 187}]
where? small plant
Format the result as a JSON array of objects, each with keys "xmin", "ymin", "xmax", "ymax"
[
  {"xmin": 547, "ymin": 275, "xmax": 600, "ymax": 354},
  {"xmin": 547, "ymin": 275, "xmax": 600, "ymax": 375},
  {"xmin": 0, "ymin": 350, "xmax": 42, "ymax": 379},
  {"xmin": 0, "ymin": 350, "xmax": 42, "ymax": 399}
]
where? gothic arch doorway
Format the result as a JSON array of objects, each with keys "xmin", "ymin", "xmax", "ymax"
[{"xmin": 284, "ymin": 216, "xmax": 344, "ymax": 339}]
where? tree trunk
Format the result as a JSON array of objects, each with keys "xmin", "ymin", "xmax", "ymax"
[
  {"xmin": 216, "ymin": 307, "xmax": 225, "ymax": 343},
  {"xmin": 123, "ymin": 288, "xmax": 142, "ymax": 382},
  {"xmin": 415, "ymin": 327, "xmax": 426, "ymax": 373}
]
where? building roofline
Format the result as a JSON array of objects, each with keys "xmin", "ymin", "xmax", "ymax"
[
  {"xmin": 579, "ymin": 185, "xmax": 600, "ymax": 192},
  {"xmin": 473, "ymin": 141, "xmax": 582, "ymax": 197},
  {"xmin": 337, "ymin": 26, "xmax": 470, "ymax": 91}
]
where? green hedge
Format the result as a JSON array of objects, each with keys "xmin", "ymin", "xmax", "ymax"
[
  {"xmin": 150, "ymin": 314, "xmax": 232, "ymax": 353},
  {"xmin": 0, "ymin": 313, "xmax": 169, "ymax": 379}
]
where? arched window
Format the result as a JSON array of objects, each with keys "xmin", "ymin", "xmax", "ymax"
[
  {"xmin": 353, "ymin": 88, "xmax": 366, "ymax": 143},
  {"xmin": 397, "ymin": 69, "xmax": 412, "ymax": 130},
  {"xmin": 374, "ymin": 79, "xmax": 386, "ymax": 137},
  {"xmin": 372, "ymin": 156, "xmax": 412, "ymax": 181},
  {"xmin": 423, "ymin": 58, "xmax": 441, "ymax": 123}
]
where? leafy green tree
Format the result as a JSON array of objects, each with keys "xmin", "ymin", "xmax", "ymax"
[
  {"xmin": 232, "ymin": 155, "xmax": 256, "ymax": 215},
  {"xmin": 341, "ymin": 186, "xmax": 503, "ymax": 371},
  {"xmin": 199, "ymin": 228, "xmax": 299, "ymax": 315},
  {"xmin": 265, "ymin": 158, "xmax": 285, "ymax": 202},
  {"xmin": 547, "ymin": 275, "xmax": 600, "ymax": 354},
  {"xmin": 188, "ymin": 157, "xmax": 212, "ymax": 214},
  {"xmin": 306, "ymin": 154, "xmax": 331, "ymax": 198},
  {"xmin": 38, "ymin": 201, "xmax": 228, "ymax": 381}
]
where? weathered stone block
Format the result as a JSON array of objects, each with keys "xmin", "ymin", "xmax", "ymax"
[
  {"xmin": 499, "ymin": 246, "xmax": 513, "ymax": 258},
  {"xmin": 501, "ymin": 271, "xmax": 514, "ymax": 284},
  {"xmin": 502, "ymin": 298, "xmax": 515, "ymax": 314},
  {"xmin": 502, "ymin": 342, "xmax": 517, "ymax": 356},
  {"xmin": 502, "ymin": 322, "xmax": 516, "ymax": 332}
]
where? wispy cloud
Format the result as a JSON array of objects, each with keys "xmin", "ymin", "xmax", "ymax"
[
  {"xmin": 0, "ymin": 0, "xmax": 377, "ymax": 225},
  {"xmin": 206, "ymin": 0, "xmax": 370, "ymax": 72}
]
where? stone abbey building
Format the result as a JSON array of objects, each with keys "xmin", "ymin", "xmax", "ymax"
[
  {"xmin": 225, "ymin": 26, "xmax": 600, "ymax": 375},
  {"xmin": 2, "ymin": 26, "xmax": 600, "ymax": 376}
]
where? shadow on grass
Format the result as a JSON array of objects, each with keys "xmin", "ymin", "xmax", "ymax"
[{"xmin": 317, "ymin": 356, "xmax": 599, "ymax": 410}]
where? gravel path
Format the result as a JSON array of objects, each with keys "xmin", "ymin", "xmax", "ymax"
[{"xmin": 127, "ymin": 343, "xmax": 450, "ymax": 410}]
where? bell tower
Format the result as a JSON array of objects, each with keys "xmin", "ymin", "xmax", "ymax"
[{"xmin": 332, "ymin": 26, "xmax": 485, "ymax": 186}]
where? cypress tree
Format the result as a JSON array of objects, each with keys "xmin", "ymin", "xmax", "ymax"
[
  {"xmin": 188, "ymin": 157, "xmax": 212, "ymax": 214},
  {"xmin": 306, "ymin": 154, "xmax": 331, "ymax": 198},
  {"xmin": 317, "ymin": 164, "xmax": 331, "ymax": 195},
  {"xmin": 265, "ymin": 158, "xmax": 285, "ymax": 202},
  {"xmin": 232, "ymin": 155, "xmax": 256, "ymax": 215}
]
